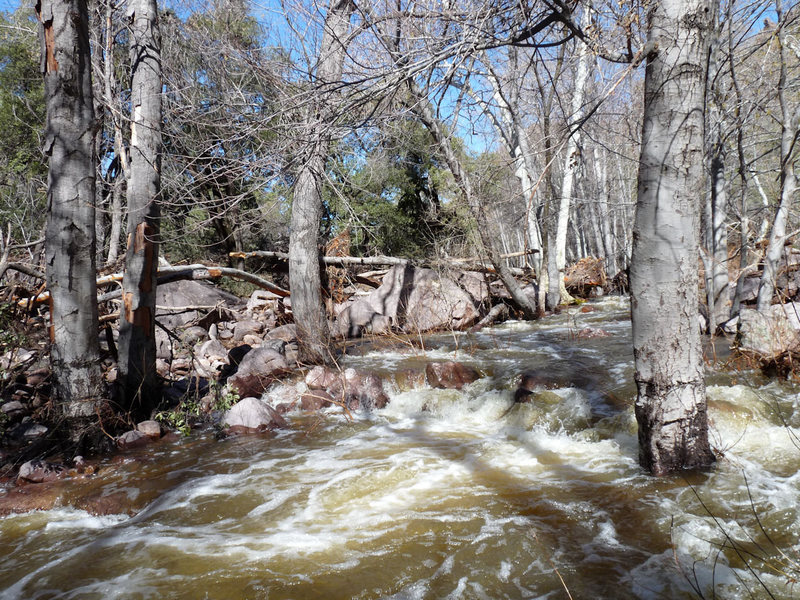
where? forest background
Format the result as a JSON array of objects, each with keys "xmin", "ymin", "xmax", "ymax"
[{"xmin": 0, "ymin": 0, "xmax": 798, "ymax": 477}]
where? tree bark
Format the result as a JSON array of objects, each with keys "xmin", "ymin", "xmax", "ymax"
[
  {"xmin": 756, "ymin": 2, "xmax": 800, "ymax": 312},
  {"xmin": 630, "ymin": 0, "xmax": 715, "ymax": 475},
  {"xmin": 118, "ymin": 0, "xmax": 162, "ymax": 415},
  {"xmin": 550, "ymin": 8, "xmax": 592, "ymax": 308},
  {"xmin": 288, "ymin": 0, "xmax": 354, "ymax": 364},
  {"xmin": 36, "ymin": 0, "xmax": 104, "ymax": 420}
]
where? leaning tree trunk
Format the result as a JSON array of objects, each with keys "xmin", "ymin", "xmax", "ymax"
[
  {"xmin": 289, "ymin": 0, "xmax": 354, "ymax": 364},
  {"xmin": 118, "ymin": 0, "xmax": 162, "ymax": 415},
  {"xmin": 630, "ymin": 0, "xmax": 716, "ymax": 475},
  {"xmin": 36, "ymin": 0, "xmax": 104, "ymax": 421},
  {"xmin": 411, "ymin": 89, "xmax": 537, "ymax": 319}
]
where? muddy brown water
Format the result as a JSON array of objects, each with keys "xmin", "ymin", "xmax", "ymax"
[{"xmin": 2, "ymin": 297, "xmax": 799, "ymax": 599}]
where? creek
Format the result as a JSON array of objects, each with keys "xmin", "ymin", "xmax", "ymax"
[{"xmin": 2, "ymin": 297, "xmax": 800, "ymax": 599}]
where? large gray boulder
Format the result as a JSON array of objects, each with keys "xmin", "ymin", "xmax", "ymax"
[
  {"xmin": 366, "ymin": 264, "xmax": 479, "ymax": 333},
  {"xmin": 737, "ymin": 303, "xmax": 800, "ymax": 358}
]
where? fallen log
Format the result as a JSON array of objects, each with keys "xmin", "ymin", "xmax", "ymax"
[
  {"xmin": 18, "ymin": 264, "xmax": 290, "ymax": 307},
  {"xmin": 229, "ymin": 250, "xmax": 532, "ymax": 276}
]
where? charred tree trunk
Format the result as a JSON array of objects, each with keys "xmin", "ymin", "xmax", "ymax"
[
  {"xmin": 118, "ymin": 0, "xmax": 162, "ymax": 415},
  {"xmin": 630, "ymin": 0, "xmax": 715, "ymax": 475},
  {"xmin": 288, "ymin": 0, "xmax": 354, "ymax": 364},
  {"xmin": 36, "ymin": 0, "xmax": 104, "ymax": 421}
]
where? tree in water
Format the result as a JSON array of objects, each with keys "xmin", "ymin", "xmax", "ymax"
[
  {"xmin": 118, "ymin": 0, "xmax": 162, "ymax": 416},
  {"xmin": 289, "ymin": 0, "xmax": 355, "ymax": 364},
  {"xmin": 630, "ymin": 0, "xmax": 716, "ymax": 474},
  {"xmin": 36, "ymin": 0, "xmax": 104, "ymax": 425}
]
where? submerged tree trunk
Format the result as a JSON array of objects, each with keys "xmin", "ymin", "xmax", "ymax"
[
  {"xmin": 289, "ymin": 0, "xmax": 354, "ymax": 364},
  {"xmin": 118, "ymin": 0, "xmax": 162, "ymax": 415},
  {"xmin": 37, "ymin": 0, "xmax": 104, "ymax": 421},
  {"xmin": 630, "ymin": 0, "xmax": 715, "ymax": 475}
]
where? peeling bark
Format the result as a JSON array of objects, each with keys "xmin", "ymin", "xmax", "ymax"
[
  {"xmin": 118, "ymin": 0, "xmax": 162, "ymax": 415},
  {"xmin": 37, "ymin": 0, "xmax": 104, "ymax": 420}
]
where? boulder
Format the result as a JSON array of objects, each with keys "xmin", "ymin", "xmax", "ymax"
[
  {"xmin": 223, "ymin": 397, "xmax": 288, "ymax": 433},
  {"xmin": 156, "ymin": 279, "xmax": 243, "ymax": 330},
  {"xmin": 266, "ymin": 324, "xmax": 297, "ymax": 343},
  {"xmin": 193, "ymin": 339, "xmax": 229, "ymax": 378},
  {"xmin": 137, "ymin": 420, "xmax": 162, "ymax": 439},
  {"xmin": 328, "ymin": 368, "xmax": 389, "ymax": 410},
  {"xmin": 306, "ymin": 366, "xmax": 340, "ymax": 390},
  {"xmin": 233, "ymin": 319, "xmax": 265, "ymax": 342},
  {"xmin": 227, "ymin": 347, "xmax": 289, "ymax": 398},
  {"xmin": 300, "ymin": 390, "xmax": 334, "ymax": 411},
  {"xmin": 425, "ymin": 361, "xmax": 481, "ymax": 390},
  {"xmin": 117, "ymin": 430, "xmax": 151, "ymax": 450},
  {"xmin": 335, "ymin": 299, "xmax": 384, "ymax": 338},
  {"xmin": 18, "ymin": 460, "xmax": 66, "ymax": 484},
  {"xmin": 367, "ymin": 264, "xmax": 479, "ymax": 333},
  {"xmin": 737, "ymin": 304, "xmax": 800, "ymax": 358}
]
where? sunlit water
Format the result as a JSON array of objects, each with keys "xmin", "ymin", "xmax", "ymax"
[{"xmin": 2, "ymin": 297, "xmax": 800, "ymax": 599}]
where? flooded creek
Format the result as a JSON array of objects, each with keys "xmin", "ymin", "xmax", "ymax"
[{"xmin": 2, "ymin": 297, "xmax": 800, "ymax": 599}]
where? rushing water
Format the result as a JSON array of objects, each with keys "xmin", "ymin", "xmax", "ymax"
[{"xmin": 2, "ymin": 297, "xmax": 800, "ymax": 599}]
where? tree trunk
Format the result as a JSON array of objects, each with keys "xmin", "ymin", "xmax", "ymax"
[
  {"xmin": 756, "ymin": 3, "xmax": 800, "ymax": 312},
  {"xmin": 411, "ymin": 90, "xmax": 537, "ymax": 319},
  {"xmin": 288, "ymin": 0, "xmax": 354, "ymax": 364},
  {"xmin": 630, "ymin": 0, "xmax": 715, "ymax": 475},
  {"xmin": 36, "ymin": 0, "xmax": 104, "ymax": 421},
  {"xmin": 103, "ymin": 0, "xmax": 128, "ymax": 267},
  {"xmin": 118, "ymin": 0, "xmax": 162, "ymax": 415},
  {"xmin": 551, "ymin": 10, "xmax": 592, "ymax": 307}
]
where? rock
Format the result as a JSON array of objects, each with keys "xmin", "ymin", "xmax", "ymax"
[
  {"xmin": 367, "ymin": 265, "xmax": 479, "ymax": 333},
  {"xmin": 266, "ymin": 324, "xmax": 297, "ymax": 343},
  {"xmin": 575, "ymin": 327, "xmax": 610, "ymax": 339},
  {"xmin": 458, "ymin": 271, "xmax": 491, "ymax": 306},
  {"xmin": 117, "ymin": 430, "xmax": 151, "ymax": 450},
  {"xmin": 425, "ymin": 362, "xmax": 481, "ymax": 390},
  {"xmin": 393, "ymin": 368, "xmax": 426, "ymax": 391},
  {"xmin": 77, "ymin": 491, "xmax": 136, "ymax": 517},
  {"xmin": 328, "ymin": 368, "xmax": 389, "ymax": 410},
  {"xmin": 1, "ymin": 400, "xmax": 25, "ymax": 417},
  {"xmin": 305, "ymin": 366, "xmax": 340, "ymax": 390},
  {"xmin": 228, "ymin": 347, "xmax": 289, "ymax": 398},
  {"xmin": 180, "ymin": 325, "xmax": 208, "ymax": 345},
  {"xmin": 242, "ymin": 334, "xmax": 264, "ymax": 347},
  {"xmin": 137, "ymin": 420, "xmax": 161, "ymax": 439},
  {"xmin": 25, "ymin": 368, "xmax": 49, "ymax": 388},
  {"xmin": 247, "ymin": 290, "xmax": 281, "ymax": 314},
  {"xmin": 156, "ymin": 279, "xmax": 243, "ymax": 331},
  {"xmin": 18, "ymin": 460, "xmax": 66, "ymax": 484},
  {"xmin": 300, "ymin": 390, "xmax": 334, "ymax": 411},
  {"xmin": 233, "ymin": 319, "xmax": 265, "ymax": 342},
  {"xmin": 22, "ymin": 423, "xmax": 48, "ymax": 440},
  {"xmin": 223, "ymin": 397, "xmax": 287, "ymax": 433},
  {"xmin": 737, "ymin": 304, "xmax": 800, "ymax": 358},
  {"xmin": 335, "ymin": 299, "xmax": 383, "ymax": 338},
  {"xmin": 194, "ymin": 339, "xmax": 229, "ymax": 378}
]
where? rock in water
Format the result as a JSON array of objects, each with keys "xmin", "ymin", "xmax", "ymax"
[{"xmin": 223, "ymin": 397, "xmax": 287, "ymax": 433}]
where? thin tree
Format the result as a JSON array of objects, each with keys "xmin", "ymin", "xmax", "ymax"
[
  {"xmin": 118, "ymin": 0, "xmax": 162, "ymax": 414},
  {"xmin": 36, "ymin": 0, "xmax": 104, "ymax": 423},
  {"xmin": 756, "ymin": 0, "xmax": 799, "ymax": 311},
  {"xmin": 630, "ymin": 0, "xmax": 716, "ymax": 474}
]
